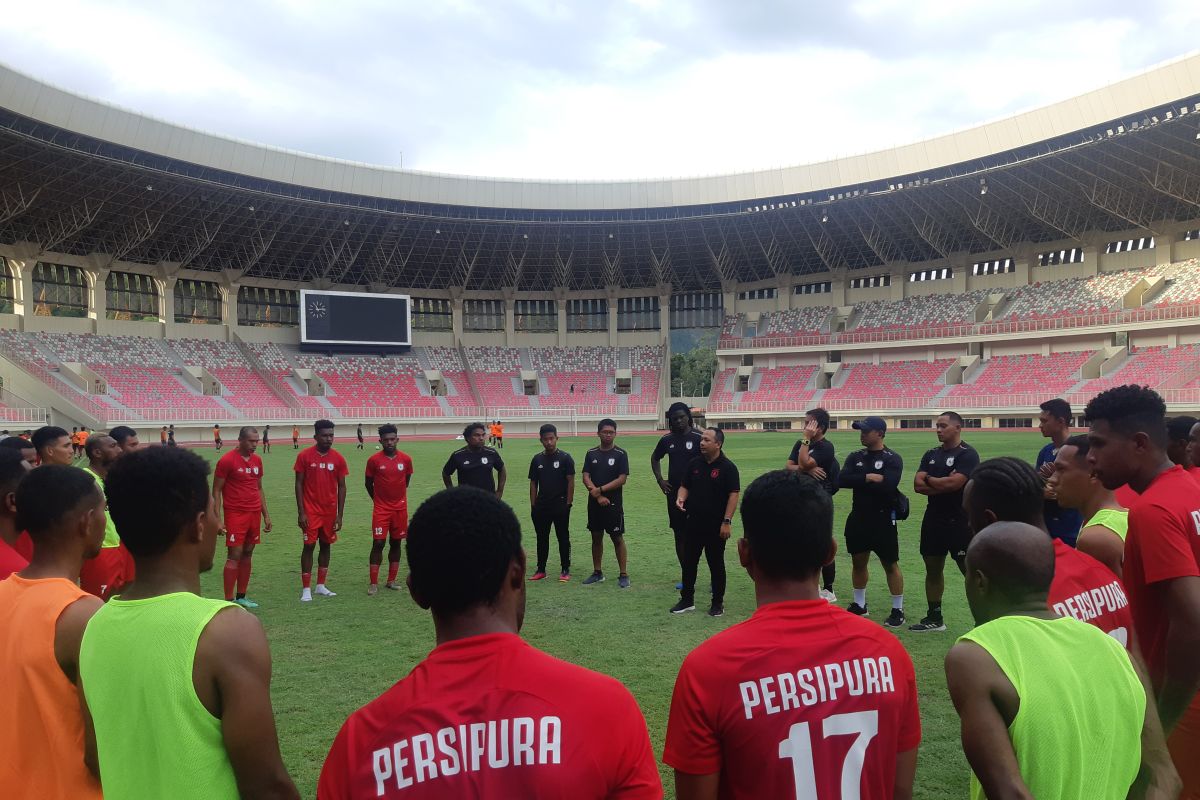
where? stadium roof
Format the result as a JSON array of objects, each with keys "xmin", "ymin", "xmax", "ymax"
[{"xmin": 1, "ymin": 56, "xmax": 1199, "ymax": 291}]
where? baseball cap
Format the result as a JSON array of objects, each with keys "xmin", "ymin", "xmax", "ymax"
[{"xmin": 852, "ymin": 416, "xmax": 887, "ymax": 433}]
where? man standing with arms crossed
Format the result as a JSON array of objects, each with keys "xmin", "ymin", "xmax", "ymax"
[
  {"xmin": 365, "ymin": 424, "xmax": 413, "ymax": 595},
  {"xmin": 786, "ymin": 407, "xmax": 839, "ymax": 601},
  {"xmin": 582, "ymin": 418, "xmax": 632, "ymax": 589},
  {"xmin": 910, "ymin": 411, "xmax": 979, "ymax": 633},
  {"xmin": 652, "ymin": 402, "xmax": 703, "ymax": 589},
  {"xmin": 528, "ymin": 423, "xmax": 574, "ymax": 582},
  {"xmin": 1037, "ymin": 398, "xmax": 1083, "ymax": 546},
  {"xmin": 214, "ymin": 427, "xmax": 271, "ymax": 609},
  {"xmin": 443, "ymin": 422, "xmax": 506, "ymax": 496},
  {"xmin": 671, "ymin": 427, "xmax": 739, "ymax": 618},
  {"xmin": 295, "ymin": 419, "xmax": 348, "ymax": 602}
]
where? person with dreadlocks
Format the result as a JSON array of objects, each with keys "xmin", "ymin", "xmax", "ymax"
[{"xmin": 652, "ymin": 402, "xmax": 703, "ymax": 589}]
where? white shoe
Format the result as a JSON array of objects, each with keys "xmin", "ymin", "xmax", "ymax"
[
  {"xmin": 819, "ymin": 588, "xmax": 837, "ymax": 604},
  {"xmin": 314, "ymin": 584, "xmax": 337, "ymax": 597},
  {"xmin": 300, "ymin": 588, "xmax": 312, "ymax": 602}
]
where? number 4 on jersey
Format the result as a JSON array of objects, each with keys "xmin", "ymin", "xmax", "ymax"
[{"xmin": 778, "ymin": 710, "xmax": 878, "ymax": 799}]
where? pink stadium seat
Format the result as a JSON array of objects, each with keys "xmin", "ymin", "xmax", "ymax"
[{"xmin": 949, "ymin": 351, "xmax": 1091, "ymax": 398}]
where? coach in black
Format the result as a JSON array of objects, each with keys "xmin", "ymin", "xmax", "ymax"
[
  {"xmin": 786, "ymin": 406, "xmax": 839, "ymax": 602},
  {"xmin": 651, "ymin": 402, "xmax": 703, "ymax": 585},
  {"xmin": 910, "ymin": 411, "xmax": 979, "ymax": 632},
  {"xmin": 671, "ymin": 427, "xmax": 740, "ymax": 618},
  {"xmin": 837, "ymin": 416, "xmax": 906, "ymax": 628},
  {"xmin": 442, "ymin": 422, "xmax": 506, "ymax": 498},
  {"xmin": 528, "ymin": 423, "xmax": 575, "ymax": 582},
  {"xmin": 581, "ymin": 418, "xmax": 631, "ymax": 589}
]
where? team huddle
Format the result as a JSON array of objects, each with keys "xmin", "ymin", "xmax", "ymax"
[{"xmin": 1, "ymin": 382, "xmax": 1199, "ymax": 798}]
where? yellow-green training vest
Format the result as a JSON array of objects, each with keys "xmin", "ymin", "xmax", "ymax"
[
  {"xmin": 79, "ymin": 466, "xmax": 120, "ymax": 548},
  {"xmin": 1086, "ymin": 507, "xmax": 1129, "ymax": 541},
  {"xmin": 80, "ymin": 592, "xmax": 241, "ymax": 799}
]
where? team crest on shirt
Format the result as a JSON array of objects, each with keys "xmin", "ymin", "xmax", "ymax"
[
  {"xmin": 686, "ymin": 441, "xmax": 694, "ymax": 450},
  {"xmin": 553, "ymin": 460, "xmax": 560, "ymax": 468},
  {"xmin": 482, "ymin": 457, "xmax": 489, "ymax": 465},
  {"xmin": 327, "ymin": 463, "xmax": 335, "ymax": 471},
  {"xmin": 252, "ymin": 467, "xmax": 259, "ymax": 475},
  {"xmin": 608, "ymin": 457, "xmax": 615, "ymax": 466},
  {"xmin": 398, "ymin": 463, "xmax": 405, "ymax": 471},
  {"xmin": 875, "ymin": 460, "xmax": 884, "ymax": 469},
  {"xmin": 946, "ymin": 457, "xmax": 955, "ymax": 466},
  {"xmin": 711, "ymin": 468, "xmax": 720, "ymax": 478},
  {"xmin": 928, "ymin": 460, "xmax": 935, "ymax": 465}
]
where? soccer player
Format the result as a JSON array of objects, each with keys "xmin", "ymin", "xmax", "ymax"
[
  {"xmin": 292, "ymin": 424, "xmax": 300, "ymax": 449},
  {"xmin": 80, "ymin": 446, "xmax": 299, "ymax": 800},
  {"xmin": 528, "ymin": 423, "xmax": 574, "ymax": 582},
  {"xmin": 1049, "ymin": 434, "xmax": 1126, "ymax": 577},
  {"xmin": 488, "ymin": 420, "xmax": 497, "ymax": 446},
  {"xmin": 365, "ymin": 424, "xmax": 413, "ymax": 595},
  {"xmin": 945, "ymin": 521, "xmax": 1177, "ymax": 800},
  {"xmin": 671, "ymin": 428, "xmax": 739, "ymax": 618},
  {"xmin": 214, "ymin": 426, "xmax": 272, "ymax": 608},
  {"xmin": 213, "ymin": 423, "xmax": 223, "ymax": 451},
  {"xmin": 582, "ymin": 418, "xmax": 631, "ymax": 588},
  {"xmin": 0, "ymin": 449, "xmax": 31, "ymax": 581},
  {"xmin": 34, "ymin": 425, "xmax": 75, "ymax": 466},
  {"xmin": 167, "ymin": 424, "xmax": 176, "ymax": 447},
  {"xmin": 78, "ymin": 427, "xmax": 89, "ymax": 456},
  {"xmin": 77, "ymin": 434, "xmax": 135, "ymax": 601},
  {"xmin": 1036, "ymin": 398, "xmax": 1083, "ymax": 546},
  {"xmin": 495, "ymin": 419, "xmax": 504, "ymax": 449},
  {"xmin": 1085, "ymin": 385, "xmax": 1200, "ymax": 794},
  {"xmin": 652, "ymin": 402, "xmax": 703, "ymax": 588},
  {"xmin": 70, "ymin": 426, "xmax": 81, "ymax": 458},
  {"xmin": 356, "ymin": 423, "xmax": 364, "ymax": 450},
  {"xmin": 109, "ymin": 424, "xmax": 140, "ymax": 453},
  {"xmin": 160, "ymin": 425, "xmax": 168, "ymax": 446},
  {"xmin": 442, "ymin": 422, "xmax": 506, "ymax": 496},
  {"xmin": 317, "ymin": 487, "xmax": 661, "ymax": 799},
  {"xmin": 1167, "ymin": 415, "xmax": 1199, "ymax": 474},
  {"xmin": 837, "ymin": 416, "xmax": 905, "ymax": 626},
  {"xmin": 664, "ymin": 469, "xmax": 920, "ymax": 798},
  {"xmin": 785, "ymin": 407, "xmax": 839, "ymax": 601},
  {"xmin": 910, "ymin": 411, "xmax": 979, "ymax": 632},
  {"xmin": 0, "ymin": 465, "xmax": 105, "ymax": 798},
  {"xmin": 262, "ymin": 424, "xmax": 271, "ymax": 453},
  {"xmin": 295, "ymin": 419, "xmax": 348, "ymax": 602},
  {"xmin": 0, "ymin": 434, "xmax": 38, "ymax": 468}
]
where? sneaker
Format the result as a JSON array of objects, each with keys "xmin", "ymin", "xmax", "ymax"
[
  {"xmin": 908, "ymin": 616, "xmax": 947, "ymax": 632},
  {"xmin": 385, "ymin": 581, "xmax": 401, "ymax": 590},
  {"xmin": 675, "ymin": 581, "xmax": 684, "ymax": 590},
  {"xmin": 582, "ymin": 571, "xmax": 605, "ymax": 585},
  {"xmin": 670, "ymin": 599, "xmax": 696, "ymax": 614},
  {"xmin": 314, "ymin": 585, "xmax": 337, "ymax": 597},
  {"xmin": 558, "ymin": 572, "xmax": 570, "ymax": 582},
  {"xmin": 818, "ymin": 588, "xmax": 837, "ymax": 604},
  {"xmin": 367, "ymin": 584, "xmax": 378, "ymax": 596},
  {"xmin": 883, "ymin": 608, "xmax": 906, "ymax": 628},
  {"xmin": 708, "ymin": 602, "xmax": 724, "ymax": 617},
  {"xmin": 529, "ymin": 571, "xmax": 548, "ymax": 581},
  {"xmin": 234, "ymin": 597, "xmax": 259, "ymax": 609},
  {"xmin": 846, "ymin": 602, "xmax": 868, "ymax": 616},
  {"xmin": 300, "ymin": 588, "xmax": 312, "ymax": 602},
  {"xmin": 618, "ymin": 575, "xmax": 630, "ymax": 589}
]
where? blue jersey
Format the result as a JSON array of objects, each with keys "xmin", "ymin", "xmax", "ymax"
[{"xmin": 1037, "ymin": 442, "xmax": 1083, "ymax": 547}]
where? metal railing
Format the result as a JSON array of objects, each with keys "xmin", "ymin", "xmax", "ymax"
[
  {"xmin": 0, "ymin": 407, "xmax": 50, "ymax": 424},
  {"xmin": 99, "ymin": 403, "xmax": 663, "ymax": 426}
]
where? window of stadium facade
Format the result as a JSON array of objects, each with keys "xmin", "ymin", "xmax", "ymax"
[
  {"xmin": 237, "ymin": 287, "xmax": 299, "ymax": 328},
  {"xmin": 174, "ymin": 279, "xmax": 222, "ymax": 325},
  {"xmin": 32, "ymin": 263, "xmax": 89, "ymax": 318},
  {"xmin": 106, "ymin": 272, "xmax": 161, "ymax": 322},
  {"xmin": 0, "ymin": 257, "xmax": 13, "ymax": 315}
]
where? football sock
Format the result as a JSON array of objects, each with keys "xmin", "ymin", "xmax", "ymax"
[
  {"xmin": 853, "ymin": 588, "xmax": 867, "ymax": 607},
  {"xmin": 237, "ymin": 556, "xmax": 252, "ymax": 595},
  {"xmin": 387, "ymin": 562, "xmax": 400, "ymax": 584},
  {"xmin": 301, "ymin": 572, "xmax": 312, "ymax": 590},
  {"xmin": 892, "ymin": 594, "xmax": 904, "ymax": 610},
  {"xmin": 223, "ymin": 560, "xmax": 239, "ymax": 601},
  {"xmin": 317, "ymin": 567, "xmax": 329, "ymax": 586},
  {"xmin": 369, "ymin": 564, "xmax": 380, "ymax": 585}
]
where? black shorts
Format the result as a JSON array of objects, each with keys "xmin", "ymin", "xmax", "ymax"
[
  {"xmin": 666, "ymin": 489, "xmax": 687, "ymax": 532},
  {"xmin": 920, "ymin": 512, "xmax": 973, "ymax": 560},
  {"xmin": 587, "ymin": 502, "xmax": 624, "ymax": 537},
  {"xmin": 845, "ymin": 508, "xmax": 899, "ymax": 564}
]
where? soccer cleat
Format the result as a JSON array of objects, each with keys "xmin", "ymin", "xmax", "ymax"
[
  {"xmin": 670, "ymin": 599, "xmax": 696, "ymax": 614},
  {"xmin": 883, "ymin": 608, "xmax": 906, "ymax": 628},
  {"xmin": 314, "ymin": 585, "xmax": 337, "ymax": 597},
  {"xmin": 558, "ymin": 572, "xmax": 570, "ymax": 582},
  {"xmin": 234, "ymin": 597, "xmax": 259, "ymax": 609},
  {"xmin": 582, "ymin": 571, "xmax": 605, "ymax": 585},
  {"xmin": 618, "ymin": 575, "xmax": 630, "ymax": 589},
  {"xmin": 818, "ymin": 588, "xmax": 837, "ymax": 604},
  {"xmin": 529, "ymin": 571, "xmax": 548, "ymax": 581},
  {"xmin": 385, "ymin": 581, "xmax": 401, "ymax": 590},
  {"xmin": 300, "ymin": 588, "xmax": 313, "ymax": 603},
  {"xmin": 367, "ymin": 584, "xmax": 378, "ymax": 596},
  {"xmin": 708, "ymin": 602, "xmax": 724, "ymax": 617},
  {"xmin": 908, "ymin": 616, "xmax": 947, "ymax": 632},
  {"xmin": 846, "ymin": 602, "xmax": 868, "ymax": 616}
]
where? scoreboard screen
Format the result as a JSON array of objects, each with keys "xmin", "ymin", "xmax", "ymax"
[{"xmin": 300, "ymin": 290, "xmax": 412, "ymax": 347}]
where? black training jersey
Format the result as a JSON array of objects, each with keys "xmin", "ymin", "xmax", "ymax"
[
  {"xmin": 789, "ymin": 437, "xmax": 839, "ymax": 495},
  {"xmin": 919, "ymin": 441, "xmax": 979, "ymax": 517},
  {"xmin": 528, "ymin": 450, "xmax": 575, "ymax": 506},
  {"xmin": 838, "ymin": 447, "xmax": 903, "ymax": 513},
  {"xmin": 442, "ymin": 446, "xmax": 504, "ymax": 492},
  {"xmin": 652, "ymin": 430, "xmax": 704, "ymax": 488},
  {"xmin": 582, "ymin": 446, "xmax": 630, "ymax": 505},
  {"xmin": 681, "ymin": 454, "xmax": 741, "ymax": 524}
]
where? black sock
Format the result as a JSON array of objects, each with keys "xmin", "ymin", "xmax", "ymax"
[
  {"xmin": 236, "ymin": 593, "xmax": 245, "ymax": 600},
  {"xmin": 928, "ymin": 603, "xmax": 943, "ymax": 619},
  {"xmin": 823, "ymin": 583, "xmax": 834, "ymax": 592}
]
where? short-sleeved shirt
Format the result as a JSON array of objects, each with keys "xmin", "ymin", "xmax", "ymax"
[
  {"xmin": 1049, "ymin": 539, "xmax": 1134, "ymax": 650},
  {"xmin": 664, "ymin": 600, "xmax": 921, "ymax": 798},
  {"xmin": 366, "ymin": 451, "xmax": 414, "ymax": 511},
  {"xmin": 214, "ymin": 451, "xmax": 264, "ymax": 514},
  {"xmin": 583, "ymin": 447, "xmax": 630, "ymax": 506},
  {"xmin": 652, "ymin": 430, "xmax": 704, "ymax": 488},
  {"xmin": 1038, "ymin": 442, "xmax": 1083, "ymax": 545},
  {"xmin": 443, "ymin": 447, "xmax": 504, "ymax": 493},
  {"xmin": 838, "ymin": 448, "xmax": 904, "ymax": 514},
  {"xmin": 294, "ymin": 446, "xmax": 349, "ymax": 514},
  {"xmin": 1125, "ymin": 465, "xmax": 1200, "ymax": 687},
  {"xmin": 317, "ymin": 633, "xmax": 661, "ymax": 800},
  {"xmin": 918, "ymin": 441, "xmax": 979, "ymax": 517},
  {"xmin": 528, "ymin": 450, "xmax": 575, "ymax": 507},
  {"xmin": 681, "ymin": 454, "xmax": 740, "ymax": 525},
  {"xmin": 212, "ymin": 427, "xmax": 220, "ymax": 441},
  {"xmin": 788, "ymin": 437, "xmax": 838, "ymax": 495},
  {"xmin": 356, "ymin": 428, "xmax": 364, "ymax": 442}
]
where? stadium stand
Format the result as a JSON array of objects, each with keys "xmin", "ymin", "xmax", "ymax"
[
  {"xmin": 758, "ymin": 307, "xmax": 832, "ymax": 337},
  {"xmin": 850, "ymin": 291, "xmax": 986, "ymax": 335},
  {"xmin": 737, "ymin": 365, "xmax": 818, "ymax": 405},
  {"xmin": 1080, "ymin": 345, "xmax": 1200, "ymax": 393},
  {"xmin": 1151, "ymin": 258, "xmax": 1200, "ymax": 306},
  {"xmin": 996, "ymin": 270, "xmax": 1146, "ymax": 320},
  {"xmin": 948, "ymin": 351, "xmax": 1092, "ymax": 399},
  {"xmin": 822, "ymin": 359, "xmax": 953, "ymax": 404}
]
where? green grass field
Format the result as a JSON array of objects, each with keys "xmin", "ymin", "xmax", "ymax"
[{"xmin": 190, "ymin": 429, "xmax": 1046, "ymax": 798}]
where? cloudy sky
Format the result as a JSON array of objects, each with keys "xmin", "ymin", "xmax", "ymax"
[{"xmin": 2, "ymin": 1, "xmax": 1196, "ymax": 180}]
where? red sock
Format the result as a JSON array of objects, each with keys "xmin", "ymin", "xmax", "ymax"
[
  {"xmin": 237, "ymin": 556, "xmax": 253, "ymax": 595},
  {"xmin": 317, "ymin": 567, "xmax": 329, "ymax": 586},
  {"xmin": 387, "ymin": 562, "xmax": 399, "ymax": 584},
  {"xmin": 369, "ymin": 564, "xmax": 380, "ymax": 585},
  {"xmin": 223, "ymin": 560, "xmax": 239, "ymax": 601},
  {"xmin": 302, "ymin": 572, "xmax": 312, "ymax": 589}
]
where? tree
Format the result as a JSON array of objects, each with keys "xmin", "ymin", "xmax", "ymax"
[{"xmin": 670, "ymin": 346, "xmax": 716, "ymax": 397}]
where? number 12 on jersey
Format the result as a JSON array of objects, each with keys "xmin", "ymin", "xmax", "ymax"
[{"xmin": 778, "ymin": 710, "xmax": 878, "ymax": 799}]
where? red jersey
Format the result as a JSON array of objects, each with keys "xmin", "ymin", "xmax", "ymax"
[
  {"xmin": 14, "ymin": 531, "xmax": 33, "ymax": 561},
  {"xmin": 318, "ymin": 633, "xmax": 660, "ymax": 800},
  {"xmin": 0, "ymin": 537, "xmax": 28, "ymax": 581},
  {"xmin": 1048, "ymin": 538, "xmax": 1134, "ymax": 649},
  {"xmin": 214, "ymin": 451, "xmax": 265, "ymax": 513},
  {"xmin": 294, "ymin": 446, "xmax": 349, "ymax": 514},
  {"xmin": 1126, "ymin": 465, "xmax": 1200, "ymax": 687},
  {"xmin": 664, "ymin": 600, "xmax": 920, "ymax": 799},
  {"xmin": 366, "ymin": 451, "xmax": 414, "ymax": 512}
]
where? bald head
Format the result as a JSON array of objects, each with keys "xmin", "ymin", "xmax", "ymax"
[{"xmin": 963, "ymin": 521, "xmax": 1056, "ymax": 625}]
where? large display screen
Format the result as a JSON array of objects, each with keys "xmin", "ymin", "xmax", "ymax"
[{"xmin": 300, "ymin": 290, "xmax": 411, "ymax": 346}]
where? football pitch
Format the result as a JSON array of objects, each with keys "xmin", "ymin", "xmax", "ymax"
[{"xmin": 191, "ymin": 429, "xmax": 1046, "ymax": 798}]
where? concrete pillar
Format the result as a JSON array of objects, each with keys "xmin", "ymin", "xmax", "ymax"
[
  {"xmin": 1013, "ymin": 256, "xmax": 1032, "ymax": 287},
  {"xmin": 720, "ymin": 280, "xmax": 737, "ymax": 318},
  {"xmin": 659, "ymin": 290, "xmax": 670, "ymax": 344},
  {"xmin": 1082, "ymin": 244, "xmax": 1101, "ymax": 274},
  {"xmin": 89, "ymin": 269, "xmax": 109, "ymax": 325},
  {"xmin": 950, "ymin": 254, "xmax": 969, "ymax": 293},
  {"xmin": 450, "ymin": 296, "xmax": 464, "ymax": 339},
  {"xmin": 161, "ymin": 277, "xmax": 178, "ymax": 324},
  {"xmin": 554, "ymin": 288, "xmax": 568, "ymax": 347},
  {"xmin": 503, "ymin": 291, "xmax": 515, "ymax": 346},
  {"xmin": 222, "ymin": 282, "xmax": 240, "ymax": 329},
  {"xmin": 1155, "ymin": 233, "xmax": 1175, "ymax": 267},
  {"xmin": 15, "ymin": 258, "xmax": 34, "ymax": 318},
  {"xmin": 776, "ymin": 275, "xmax": 791, "ymax": 311},
  {"xmin": 606, "ymin": 287, "xmax": 619, "ymax": 347}
]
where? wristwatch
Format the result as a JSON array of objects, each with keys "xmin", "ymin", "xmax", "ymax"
[{"xmin": 722, "ymin": 518, "xmax": 733, "ymax": 525}]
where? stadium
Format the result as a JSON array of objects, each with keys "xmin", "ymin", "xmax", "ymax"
[{"xmin": 2, "ymin": 44, "xmax": 1200, "ymax": 799}]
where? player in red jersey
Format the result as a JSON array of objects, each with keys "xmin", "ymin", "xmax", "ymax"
[
  {"xmin": 295, "ymin": 419, "xmax": 348, "ymax": 602},
  {"xmin": 214, "ymin": 426, "xmax": 272, "ymax": 608},
  {"xmin": 0, "ymin": 449, "xmax": 30, "ymax": 580},
  {"xmin": 318, "ymin": 486, "xmax": 660, "ymax": 799},
  {"xmin": 1168, "ymin": 415, "xmax": 1198, "ymax": 473},
  {"xmin": 664, "ymin": 470, "xmax": 920, "ymax": 799},
  {"xmin": 1085, "ymin": 386, "xmax": 1200, "ymax": 796},
  {"xmin": 365, "ymin": 424, "xmax": 413, "ymax": 595}
]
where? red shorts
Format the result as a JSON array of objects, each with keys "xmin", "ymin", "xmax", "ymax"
[
  {"xmin": 303, "ymin": 510, "xmax": 338, "ymax": 546},
  {"xmin": 79, "ymin": 544, "xmax": 135, "ymax": 601},
  {"xmin": 1169, "ymin": 700, "xmax": 1200, "ymax": 798},
  {"xmin": 224, "ymin": 510, "xmax": 262, "ymax": 548},
  {"xmin": 372, "ymin": 507, "xmax": 408, "ymax": 540}
]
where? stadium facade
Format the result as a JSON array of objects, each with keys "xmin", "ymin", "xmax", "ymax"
[{"xmin": 1, "ymin": 55, "xmax": 1199, "ymax": 435}]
